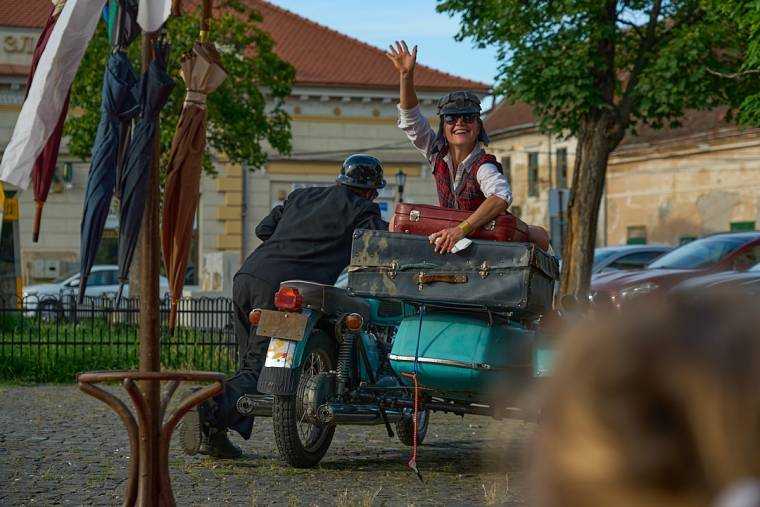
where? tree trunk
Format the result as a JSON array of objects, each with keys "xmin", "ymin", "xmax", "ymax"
[{"xmin": 559, "ymin": 115, "xmax": 616, "ymax": 298}]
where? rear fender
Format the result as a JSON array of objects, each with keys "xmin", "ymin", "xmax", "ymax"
[{"xmin": 257, "ymin": 309, "xmax": 328, "ymax": 396}]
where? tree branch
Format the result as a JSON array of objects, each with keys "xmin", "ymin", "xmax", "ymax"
[
  {"xmin": 706, "ymin": 67, "xmax": 760, "ymax": 79},
  {"xmin": 614, "ymin": 0, "xmax": 663, "ymax": 141},
  {"xmin": 617, "ymin": 17, "xmax": 644, "ymax": 40}
]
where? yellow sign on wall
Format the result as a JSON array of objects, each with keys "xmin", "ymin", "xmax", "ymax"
[{"xmin": 3, "ymin": 195, "xmax": 18, "ymax": 221}]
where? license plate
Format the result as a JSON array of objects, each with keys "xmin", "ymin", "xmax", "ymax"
[
  {"xmin": 265, "ymin": 338, "xmax": 297, "ymax": 368},
  {"xmin": 257, "ymin": 309, "xmax": 308, "ymax": 341}
]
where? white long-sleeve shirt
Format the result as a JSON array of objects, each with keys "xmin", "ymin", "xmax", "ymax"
[{"xmin": 397, "ymin": 105, "xmax": 513, "ymax": 206}]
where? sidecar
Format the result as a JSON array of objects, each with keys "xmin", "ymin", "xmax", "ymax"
[{"xmin": 251, "ymin": 230, "xmax": 559, "ymax": 468}]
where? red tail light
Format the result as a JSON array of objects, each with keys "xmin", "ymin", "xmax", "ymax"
[{"xmin": 274, "ymin": 287, "xmax": 303, "ymax": 312}]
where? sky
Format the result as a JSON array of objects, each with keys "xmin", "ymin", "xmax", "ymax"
[{"xmin": 267, "ymin": 0, "xmax": 500, "ymax": 86}]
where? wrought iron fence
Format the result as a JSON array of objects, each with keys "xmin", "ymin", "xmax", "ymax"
[{"xmin": 0, "ymin": 294, "xmax": 237, "ymax": 382}]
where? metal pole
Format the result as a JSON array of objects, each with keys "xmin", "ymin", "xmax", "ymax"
[{"xmin": 138, "ymin": 31, "xmax": 161, "ymax": 505}]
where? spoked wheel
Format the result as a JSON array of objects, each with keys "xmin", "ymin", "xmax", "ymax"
[
  {"xmin": 272, "ymin": 333, "xmax": 336, "ymax": 468},
  {"xmin": 396, "ymin": 408, "xmax": 430, "ymax": 446}
]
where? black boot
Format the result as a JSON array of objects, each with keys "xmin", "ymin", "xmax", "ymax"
[
  {"xmin": 179, "ymin": 406, "xmax": 204, "ymax": 456},
  {"xmin": 200, "ymin": 429, "xmax": 243, "ymax": 459},
  {"xmin": 180, "ymin": 405, "xmax": 243, "ymax": 459}
]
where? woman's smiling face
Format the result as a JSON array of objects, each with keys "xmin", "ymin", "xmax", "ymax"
[{"xmin": 443, "ymin": 113, "xmax": 480, "ymax": 150}]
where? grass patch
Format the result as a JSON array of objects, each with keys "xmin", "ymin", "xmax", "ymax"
[{"xmin": 0, "ymin": 316, "xmax": 236, "ymax": 382}]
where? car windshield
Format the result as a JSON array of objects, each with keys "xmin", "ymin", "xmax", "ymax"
[
  {"xmin": 593, "ymin": 248, "xmax": 619, "ymax": 269},
  {"xmin": 53, "ymin": 272, "xmax": 77, "ymax": 284},
  {"xmin": 648, "ymin": 237, "xmax": 748, "ymax": 270},
  {"xmin": 749, "ymin": 263, "xmax": 760, "ymax": 272}
]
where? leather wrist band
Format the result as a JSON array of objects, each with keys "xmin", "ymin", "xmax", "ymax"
[{"xmin": 458, "ymin": 221, "xmax": 472, "ymax": 235}]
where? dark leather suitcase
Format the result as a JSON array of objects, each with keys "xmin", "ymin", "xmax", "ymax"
[
  {"xmin": 348, "ymin": 229, "xmax": 559, "ymax": 317},
  {"xmin": 390, "ymin": 203, "xmax": 529, "ymax": 242}
]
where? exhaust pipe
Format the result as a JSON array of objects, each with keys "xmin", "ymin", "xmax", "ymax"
[
  {"xmin": 318, "ymin": 402, "xmax": 407, "ymax": 425},
  {"xmin": 237, "ymin": 394, "xmax": 273, "ymax": 417}
]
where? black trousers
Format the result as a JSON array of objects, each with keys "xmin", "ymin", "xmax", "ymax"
[{"xmin": 201, "ymin": 273, "xmax": 275, "ymax": 440}]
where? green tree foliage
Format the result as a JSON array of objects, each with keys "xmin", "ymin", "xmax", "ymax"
[
  {"xmin": 703, "ymin": 0, "xmax": 760, "ymax": 126},
  {"xmin": 438, "ymin": 0, "xmax": 744, "ymax": 296},
  {"xmin": 66, "ymin": 0, "xmax": 295, "ymax": 174}
]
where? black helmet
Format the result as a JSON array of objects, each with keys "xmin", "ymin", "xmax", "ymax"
[
  {"xmin": 336, "ymin": 154, "xmax": 386, "ymax": 189},
  {"xmin": 437, "ymin": 90, "xmax": 482, "ymax": 116}
]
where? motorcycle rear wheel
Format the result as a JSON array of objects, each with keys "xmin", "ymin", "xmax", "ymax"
[{"xmin": 273, "ymin": 333, "xmax": 336, "ymax": 468}]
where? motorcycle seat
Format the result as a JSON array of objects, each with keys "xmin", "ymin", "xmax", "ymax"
[{"xmin": 280, "ymin": 280, "xmax": 371, "ymax": 321}]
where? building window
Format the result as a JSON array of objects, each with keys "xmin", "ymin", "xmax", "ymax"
[
  {"xmin": 731, "ymin": 221, "xmax": 756, "ymax": 232},
  {"xmin": 528, "ymin": 152, "xmax": 539, "ymax": 197},
  {"xmin": 500, "ymin": 156, "xmax": 511, "ymax": 185},
  {"xmin": 555, "ymin": 148, "xmax": 568, "ymax": 188},
  {"xmin": 626, "ymin": 225, "xmax": 647, "ymax": 245}
]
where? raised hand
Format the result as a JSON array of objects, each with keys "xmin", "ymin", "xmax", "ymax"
[{"xmin": 386, "ymin": 40, "xmax": 417, "ymax": 75}]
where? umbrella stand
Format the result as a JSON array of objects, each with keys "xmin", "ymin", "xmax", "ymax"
[{"xmin": 77, "ymin": 2, "xmax": 222, "ymax": 505}]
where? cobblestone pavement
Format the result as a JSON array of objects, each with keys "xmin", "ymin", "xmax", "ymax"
[{"xmin": 0, "ymin": 384, "xmax": 535, "ymax": 506}]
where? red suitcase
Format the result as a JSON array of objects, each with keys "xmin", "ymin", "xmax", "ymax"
[{"xmin": 389, "ymin": 203, "xmax": 530, "ymax": 242}]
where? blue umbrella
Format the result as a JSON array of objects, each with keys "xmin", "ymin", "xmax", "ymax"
[
  {"xmin": 78, "ymin": 50, "xmax": 140, "ymax": 303},
  {"xmin": 116, "ymin": 39, "xmax": 175, "ymax": 304}
]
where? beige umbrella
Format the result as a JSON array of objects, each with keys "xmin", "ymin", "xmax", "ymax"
[{"xmin": 162, "ymin": 40, "xmax": 226, "ymax": 334}]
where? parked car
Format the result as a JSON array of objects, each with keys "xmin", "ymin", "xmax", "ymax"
[
  {"xmin": 670, "ymin": 262, "xmax": 760, "ymax": 296},
  {"xmin": 590, "ymin": 232, "xmax": 760, "ymax": 308},
  {"xmin": 23, "ymin": 265, "xmax": 170, "ymax": 318},
  {"xmin": 591, "ymin": 245, "xmax": 672, "ymax": 274}
]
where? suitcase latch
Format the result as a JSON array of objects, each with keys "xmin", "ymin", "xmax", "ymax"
[
  {"xmin": 484, "ymin": 219, "xmax": 496, "ymax": 231},
  {"xmin": 415, "ymin": 272, "xmax": 468, "ymax": 291},
  {"xmin": 479, "ymin": 261, "xmax": 490, "ymax": 279},
  {"xmin": 409, "ymin": 210, "xmax": 421, "ymax": 222},
  {"xmin": 387, "ymin": 260, "xmax": 399, "ymax": 279}
]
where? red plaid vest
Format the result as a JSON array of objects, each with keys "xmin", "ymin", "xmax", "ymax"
[{"xmin": 432, "ymin": 148, "xmax": 503, "ymax": 211}]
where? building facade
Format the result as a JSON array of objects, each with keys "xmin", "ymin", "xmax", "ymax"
[{"xmin": 1, "ymin": 1, "xmax": 487, "ymax": 290}]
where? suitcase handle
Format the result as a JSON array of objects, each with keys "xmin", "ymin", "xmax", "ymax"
[{"xmin": 415, "ymin": 272, "xmax": 468, "ymax": 291}]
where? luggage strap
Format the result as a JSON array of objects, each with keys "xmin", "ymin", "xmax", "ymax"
[{"xmin": 414, "ymin": 273, "xmax": 468, "ymax": 291}]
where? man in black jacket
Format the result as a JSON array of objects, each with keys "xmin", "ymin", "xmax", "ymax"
[{"xmin": 180, "ymin": 154, "xmax": 387, "ymax": 459}]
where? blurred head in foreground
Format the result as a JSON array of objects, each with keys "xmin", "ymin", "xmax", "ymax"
[{"xmin": 533, "ymin": 295, "xmax": 760, "ymax": 507}]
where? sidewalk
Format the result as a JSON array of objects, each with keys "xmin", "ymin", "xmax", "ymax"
[{"xmin": 0, "ymin": 384, "xmax": 532, "ymax": 505}]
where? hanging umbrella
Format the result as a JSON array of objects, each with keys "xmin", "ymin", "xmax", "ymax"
[
  {"xmin": 115, "ymin": 38, "xmax": 175, "ymax": 305},
  {"xmin": 28, "ymin": 0, "xmax": 69, "ymax": 243},
  {"xmin": 162, "ymin": 40, "xmax": 226, "ymax": 333},
  {"xmin": 137, "ymin": 0, "xmax": 173, "ymax": 33},
  {"xmin": 78, "ymin": 50, "xmax": 140, "ymax": 303},
  {"xmin": 0, "ymin": 0, "xmax": 103, "ymax": 189}
]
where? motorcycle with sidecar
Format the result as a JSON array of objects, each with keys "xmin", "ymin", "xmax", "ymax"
[{"xmin": 245, "ymin": 229, "xmax": 559, "ymax": 468}]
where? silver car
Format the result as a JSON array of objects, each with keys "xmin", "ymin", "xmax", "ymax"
[{"xmin": 22, "ymin": 265, "xmax": 169, "ymax": 318}]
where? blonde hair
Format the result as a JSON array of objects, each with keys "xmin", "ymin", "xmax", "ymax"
[{"xmin": 532, "ymin": 295, "xmax": 760, "ymax": 507}]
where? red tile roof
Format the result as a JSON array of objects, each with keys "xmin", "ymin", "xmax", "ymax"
[
  {"xmin": 1, "ymin": 0, "xmax": 488, "ymax": 92},
  {"xmin": 0, "ymin": 0, "xmax": 50, "ymax": 28},
  {"xmin": 485, "ymin": 99, "xmax": 738, "ymax": 146},
  {"xmin": 484, "ymin": 100, "xmax": 536, "ymax": 135},
  {"xmin": 218, "ymin": 1, "xmax": 489, "ymax": 92}
]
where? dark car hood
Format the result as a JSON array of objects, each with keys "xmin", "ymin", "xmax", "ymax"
[
  {"xmin": 592, "ymin": 268, "xmax": 700, "ymax": 292},
  {"xmin": 672, "ymin": 270, "xmax": 760, "ymax": 293}
]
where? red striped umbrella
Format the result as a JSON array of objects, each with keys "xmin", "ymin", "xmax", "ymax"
[{"xmin": 28, "ymin": 1, "xmax": 69, "ymax": 242}]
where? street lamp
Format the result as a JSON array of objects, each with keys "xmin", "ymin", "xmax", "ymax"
[{"xmin": 395, "ymin": 169, "xmax": 407, "ymax": 203}]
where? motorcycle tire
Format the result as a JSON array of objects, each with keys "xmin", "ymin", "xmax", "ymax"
[
  {"xmin": 272, "ymin": 331, "xmax": 337, "ymax": 468},
  {"xmin": 396, "ymin": 409, "xmax": 430, "ymax": 447}
]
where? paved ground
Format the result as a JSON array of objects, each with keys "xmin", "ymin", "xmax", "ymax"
[{"xmin": 0, "ymin": 384, "xmax": 534, "ymax": 506}]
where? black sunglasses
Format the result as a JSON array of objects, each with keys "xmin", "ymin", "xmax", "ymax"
[{"xmin": 443, "ymin": 113, "xmax": 479, "ymax": 125}]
